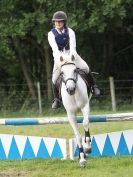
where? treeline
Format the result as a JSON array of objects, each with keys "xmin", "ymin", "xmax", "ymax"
[{"xmin": 0, "ymin": 0, "xmax": 133, "ymax": 101}]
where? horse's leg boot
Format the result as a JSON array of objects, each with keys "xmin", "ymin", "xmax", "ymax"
[{"xmin": 52, "ymin": 83, "xmax": 61, "ymax": 109}]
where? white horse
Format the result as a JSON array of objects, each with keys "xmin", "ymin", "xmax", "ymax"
[{"xmin": 58, "ymin": 54, "xmax": 92, "ymax": 167}]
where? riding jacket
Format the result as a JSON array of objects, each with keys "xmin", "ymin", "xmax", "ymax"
[
  {"xmin": 48, "ymin": 26, "xmax": 89, "ymax": 84},
  {"xmin": 51, "ymin": 27, "xmax": 69, "ymax": 51},
  {"xmin": 48, "ymin": 27, "xmax": 77, "ymax": 59}
]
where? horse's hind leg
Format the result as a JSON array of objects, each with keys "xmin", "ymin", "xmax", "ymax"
[
  {"xmin": 81, "ymin": 103, "xmax": 92, "ymax": 153},
  {"xmin": 67, "ymin": 111, "xmax": 86, "ymax": 167}
]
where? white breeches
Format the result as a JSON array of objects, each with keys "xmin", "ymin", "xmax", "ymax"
[{"xmin": 52, "ymin": 54, "xmax": 90, "ymax": 84}]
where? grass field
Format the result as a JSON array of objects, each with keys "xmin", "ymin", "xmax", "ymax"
[
  {"xmin": 0, "ymin": 68, "xmax": 132, "ymax": 176},
  {"xmin": 0, "ymin": 116, "xmax": 133, "ymax": 177},
  {"xmin": 0, "ymin": 156, "xmax": 133, "ymax": 177}
]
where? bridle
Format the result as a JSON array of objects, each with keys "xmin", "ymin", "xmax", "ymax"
[{"xmin": 61, "ymin": 62, "xmax": 78, "ymax": 85}]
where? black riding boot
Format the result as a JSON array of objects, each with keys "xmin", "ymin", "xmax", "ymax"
[
  {"xmin": 88, "ymin": 72, "xmax": 100, "ymax": 96},
  {"xmin": 52, "ymin": 83, "xmax": 61, "ymax": 109}
]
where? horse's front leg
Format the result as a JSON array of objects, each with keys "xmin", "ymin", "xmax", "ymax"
[
  {"xmin": 67, "ymin": 112, "xmax": 86, "ymax": 167},
  {"xmin": 81, "ymin": 103, "xmax": 92, "ymax": 153}
]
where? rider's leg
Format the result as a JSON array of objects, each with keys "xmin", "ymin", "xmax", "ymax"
[
  {"xmin": 51, "ymin": 83, "xmax": 61, "ymax": 109},
  {"xmin": 52, "ymin": 63, "xmax": 61, "ymax": 109},
  {"xmin": 74, "ymin": 54, "xmax": 100, "ymax": 96},
  {"xmin": 87, "ymin": 71, "xmax": 100, "ymax": 96}
]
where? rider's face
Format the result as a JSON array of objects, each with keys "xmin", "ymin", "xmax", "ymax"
[{"xmin": 54, "ymin": 20, "xmax": 64, "ymax": 30}]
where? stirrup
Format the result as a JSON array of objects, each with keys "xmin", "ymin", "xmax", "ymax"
[{"xmin": 52, "ymin": 98, "xmax": 61, "ymax": 109}]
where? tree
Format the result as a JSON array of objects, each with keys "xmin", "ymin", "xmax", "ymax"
[{"xmin": 0, "ymin": 0, "xmax": 132, "ymax": 102}]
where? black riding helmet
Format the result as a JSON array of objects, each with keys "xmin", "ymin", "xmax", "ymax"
[{"xmin": 52, "ymin": 11, "xmax": 67, "ymax": 22}]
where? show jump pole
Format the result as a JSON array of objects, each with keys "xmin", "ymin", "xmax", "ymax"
[{"xmin": 0, "ymin": 113, "xmax": 133, "ymax": 126}]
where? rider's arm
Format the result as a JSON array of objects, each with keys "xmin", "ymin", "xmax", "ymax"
[{"xmin": 48, "ymin": 31, "xmax": 61, "ymax": 59}]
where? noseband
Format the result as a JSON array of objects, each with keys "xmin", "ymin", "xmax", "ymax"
[{"xmin": 61, "ymin": 62, "xmax": 78, "ymax": 85}]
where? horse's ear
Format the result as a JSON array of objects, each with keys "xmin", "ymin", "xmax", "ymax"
[
  {"xmin": 71, "ymin": 55, "xmax": 75, "ymax": 61},
  {"xmin": 60, "ymin": 56, "xmax": 63, "ymax": 62}
]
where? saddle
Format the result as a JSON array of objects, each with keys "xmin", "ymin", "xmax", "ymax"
[
  {"xmin": 77, "ymin": 69, "xmax": 91, "ymax": 91},
  {"xmin": 55, "ymin": 69, "xmax": 91, "ymax": 99}
]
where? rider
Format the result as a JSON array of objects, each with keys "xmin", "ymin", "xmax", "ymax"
[{"xmin": 48, "ymin": 11, "xmax": 100, "ymax": 109}]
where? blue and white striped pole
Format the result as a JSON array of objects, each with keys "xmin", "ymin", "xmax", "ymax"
[{"xmin": 0, "ymin": 113, "xmax": 133, "ymax": 126}]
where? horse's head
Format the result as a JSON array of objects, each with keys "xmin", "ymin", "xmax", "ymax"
[{"xmin": 60, "ymin": 54, "xmax": 77, "ymax": 95}]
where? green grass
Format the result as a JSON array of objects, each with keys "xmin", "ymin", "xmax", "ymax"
[
  {"xmin": 0, "ymin": 121, "xmax": 133, "ymax": 138},
  {"xmin": 0, "ymin": 103, "xmax": 133, "ymax": 177},
  {"xmin": 0, "ymin": 100, "xmax": 132, "ymax": 118},
  {"xmin": 0, "ymin": 156, "xmax": 133, "ymax": 177},
  {"xmin": 0, "ymin": 121, "xmax": 133, "ymax": 177}
]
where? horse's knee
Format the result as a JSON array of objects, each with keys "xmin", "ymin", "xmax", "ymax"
[{"xmin": 83, "ymin": 119, "xmax": 89, "ymax": 130}]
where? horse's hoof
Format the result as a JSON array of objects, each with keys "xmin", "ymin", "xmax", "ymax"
[
  {"xmin": 79, "ymin": 159, "xmax": 87, "ymax": 167},
  {"xmin": 84, "ymin": 146, "xmax": 92, "ymax": 153}
]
